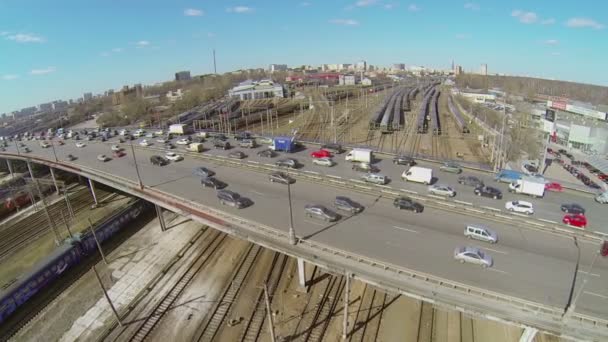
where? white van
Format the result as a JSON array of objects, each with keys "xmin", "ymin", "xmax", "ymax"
[
  {"xmin": 464, "ymin": 225, "xmax": 498, "ymax": 244},
  {"xmin": 401, "ymin": 166, "xmax": 432, "ymax": 184}
]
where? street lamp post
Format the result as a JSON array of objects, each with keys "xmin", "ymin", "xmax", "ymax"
[
  {"xmin": 287, "ymin": 182, "xmax": 297, "ymax": 245},
  {"xmin": 50, "ymin": 141, "xmax": 59, "ymax": 162},
  {"xmin": 129, "ymin": 142, "xmax": 144, "ymax": 190},
  {"xmin": 14, "ymin": 140, "xmax": 20, "ymax": 155}
]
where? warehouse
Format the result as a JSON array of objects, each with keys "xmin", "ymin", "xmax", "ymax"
[{"xmin": 228, "ymin": 79, "xmax": 285, "ymax": 100}]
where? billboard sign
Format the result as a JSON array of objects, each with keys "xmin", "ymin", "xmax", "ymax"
[
  {"xmin": 565, "ymin": 104, "xmax": 607, "ymax": 121},
  {"xmin": 545, "ymin": 109, "xmax": 556, "ymax": 122},
  {"xmin": 548, "ymin": 100, "xmax": 567, "ymax": 111}
]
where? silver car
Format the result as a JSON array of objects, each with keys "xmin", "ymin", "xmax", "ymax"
[
  {"xmin": 361, "ymin": 173, "xmax": 387, "ymax": 185},
  {"xmin": 312, "ymin": 157, "xmax": 334, "ymax": 167},
  {"xmin": 428, "ymin": 184, "xmax": 456, "ymax": 197},
  {"xmin": 453, "ymin": 246, "xmax": 493, "ymax": 268}
]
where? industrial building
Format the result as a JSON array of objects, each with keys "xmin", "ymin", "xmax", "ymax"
[
  {"xmin": 83, "ymin": 92, "xmax": 93, "ymax": 102},
  {"xmin": 112, "ymin": 84, "xmax": 143, "ymax": 105},
  {"xmin": 338, "ymin": 75, "xmax": 357, "ymax": 86},
  {"xmin": 392, "ymin": 63, "xmax": 406, "ymax": 71},
  {"xmin": 228, "ymin": 79, "xmax": 285, "ymax": 100},
  {"xmin": 175, "ymin": 71, "xmax": 191, "ymax": 82},
  {"xmin": 453, "ymin": 89, "xmax": 497, "ymax": 103},
  {"xmin": 269, "ymin": 64, "xmax": 288, "ymax": 73}
]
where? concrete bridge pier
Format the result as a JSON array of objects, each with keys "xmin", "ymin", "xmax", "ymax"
[
  {"xmin": 88, "ymin": 178, "xmax": 98, "ymax": 208},
  {"xmin": 50, "ymin": 167, "xmax": 60, "ymax": 194},
  {"xmin": 155, "ymin": 204, "xmax": 167, "ymax": 231},
  {"xmin": 6, "ymin": 159, "xmax": 14, "ymax": 177},
  {"xmin": 519, "ymin": 327, "xmax": 538, "ymax": 342}
]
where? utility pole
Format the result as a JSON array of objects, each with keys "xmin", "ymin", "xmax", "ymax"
[
  {"xmin": 93, "ymin": 265, "xmax": 123, "ymax": 327},
  {"xmin": 60, "ymin": 210, "xmax": 74, "ymax": 239},
  {"xmin": 342, "ymin": 273, "xmax": 351, "ymax": 339},
  {"xmin": 26, "ymin": 160, "xmax": 61, "ymax": 246},
  {"xmin": 287, "ymin": 182, "xmax": 296, "ymax": 245},
  {"xmin": 263, "ymin": 284, "xmax": 277, "ymax": 342},
  {"xmin": 50, "ymin": 141, "xmax": 59, "ymax": 162},
  {"xmin": 129, "ymin": 142, "xmax": 144, "ymax": 190}
]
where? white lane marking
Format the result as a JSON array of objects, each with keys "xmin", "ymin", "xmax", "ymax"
[
  {"xmin": 304, "ymin": 171, "xmax": 319, "ymax": 175},
  {"xmin": 248, "ymin": 160, "xmax": 259, "ymax": 164},
  {"xmin": 427, "ymin": 194, "xmax": 445, "ymax": 200},
  {"xmin": 584, "ymin": 291, "xmax": 608, "ymax": 300},
  {"xmin": 392, "ymin": 226, "xmax": 419, "ymax": 234},
  {"xmin": 578, "ymin": 270, "xmax": 601, "ymax": 277},
  {"xmin": 327, "ymin": 175, "xmax": 342, "ymax": 179},
  {"xmin": 594, "ymin": 231, "xmax": 608, "ymax": 237},
  {"xmin": 250, "ymin": 190, "xmax": 266, "ymax": 196},
  {"xmin": 349, "ymin": 179, "xmax": 365, "ymax": 183},
  {"xmin": 304, "ymin": 220, "xmax": 325, "ymax": 226},
  {"xmin": 454, "ymin": 200, "xmax": 473, "ymax": 206},
  {"xmin": 376, "ymin": 184, "xmax": 391, "ymax": 189},
  {"xmin": 539, "ymin": 218, "xmax": 558, "ymax": 224},
  {"xmin": 464, "ymin": 208, "xmax": 484, "ymax": 214},
  {"xmin": 488, "ymin": 268, "xmax": 509, "ymax": 275},
  {"xmin": 482, "ymin": 247, "xmax": 508, "ymax": 255},
  {"xmin": 524, "ymin": 220, "xmax": 545, "ymax": 227},
  {"xmin": 401, "ymin": 189, "xmax": 418, "ymax": 194},
  {"xmin": 263, "ymin": 163, "xmax": 274, "ymax": 167},
  {"xmin": 495, "ymin": 214, "xmax": 512, "ymax": 220},
  {"xmin": 436, "ymin": 202, "xmax": 456, "ymax": 208},
  {"xmin": 481, "ymin": 206, "xmax": 501, "ymax": 212}
]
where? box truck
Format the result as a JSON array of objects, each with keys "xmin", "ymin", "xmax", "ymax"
[
  {"xmin": 401, "ymin": 166, "xmax": 433, "ymax": 184},
  {"xmin": 169, "ymin": 124, "xmax": 191, "ymax": 135},
  {"xmin": 270, "ymin": 137, "xmax": 296, "ymax": 152},
  {"xmin": 186, "ymin": 143, "xmax": 204, "ymax": 152},
  {"xmin": 345, "ymin": 148, "xmax": 373, "ymax": 164},
  {"xmin": 508, "ymin": 176, "xmax": 545, "ymax": 198},
  {"xmin": 495, "ymin": 169, "xmax": 523, "ymax": 183}
]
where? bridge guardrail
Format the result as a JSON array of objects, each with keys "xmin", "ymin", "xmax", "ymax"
[{"xmin": 3, "ymin": 151, "xmax": 608, "ymax": 337}]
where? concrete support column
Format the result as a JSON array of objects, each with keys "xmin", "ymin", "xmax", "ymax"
[
  {"xmin": 49, "ymin": 167, "xmax": 60, "ymax": 194},
  {"xmin": 519, "ymin": 327, "xmax": 538, "ymax": 342},
  {"xmin": 6, "ymin": 159, "xmax": 14, "ymax": 177},
  {"xmin": 342, "ymin": 273, "xmax": 351, "ymax": 340},
  {"xmin": 88, "ymin": 178, "xmax": 98, "ymax": 207},
  {"xmin": 155, "ymin": 204, "xmax": 167, "ymax": 231},
  {"xmin": 297, "ymin": 258, "xmax": 307, "ymax": 291}
]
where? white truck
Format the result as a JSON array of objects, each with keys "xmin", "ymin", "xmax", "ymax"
[
  {"xmin": 169, "ymin": 124, "xmax": 191, "ymax": 135},
  {"xmin": 345, "ymin": 148, "xmax": 373, "ymax": 163},
  {"xmin": 508, "ymin": 176, "xmax": 545, "ymax": 198},
  {"xmin": 186, "ymin": 142, "xmax": 204, "ymax": 152},
  {"xmin": 595, "ymin": 191, "xmax": 608, "ymax": 204},
  {"xmin": 401, "ymin": 166, "xmax": 433, "ymax": 184}
]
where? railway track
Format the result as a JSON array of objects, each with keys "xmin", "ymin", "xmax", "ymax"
[
  {"xmin": 194, "ymin": 244, "xmax": 262, "ymax": 342},
  {"xmin": 123, "ymin": 230, "xmax": 227, "ymax": 342},
  {"xmin": 239, "ymin": 253, "xmax": 288, "ymax": 342},
  {"xmin": 0, "ymin": 187, "xmax": 114, "ymax": 262}
]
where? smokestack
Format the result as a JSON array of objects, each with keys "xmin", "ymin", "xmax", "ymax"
[{"xmin": 213, "ymin": 49, "xmax": 217, "ymax": 74}]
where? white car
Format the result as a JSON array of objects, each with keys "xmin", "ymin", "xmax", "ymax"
[
  {"xmin": 312, "ymin": 157, "xmax": 334, "ymax": 167},
  {"xmin": 154, "ymin": 130, "xmax": 164, "ymax": 136},
  {"xmin": 165, "ymin": 152, "xmax": 183, "ymax": 161},
  {"xmin": 428, "ymin": 184, "xmax": 456, "ymax": 197},
  {"xmin": 119, "ymin": 129, "xmax": 129, "ymax": 136},
  {"xmin": 97, "ymin": 154, "xmax": 110, "ymax": 162},
  {"xmin": 139, "ymin": 139, "xmax": 151, "ymax": 147},
  {"xmin": 76, "ymin": 142, "xmax": 86, "ymax": 148},
  {"xmin": 111, "ymin": 145, "xmax": 121, "ymax": 152},
  {"xmin": 454, "ymin": 246, "xmax": 493, "ymax": 268},
  {"xmin": 176, "ymin": 138, "xmax": 190, "ymax": 145},
  {"xmin": 505, "ymin": 200, "xmax": 534, "ymax": 215},
  {"xmin": 157, "ymin": 138, "xmax": 168, "ymax": 143}
]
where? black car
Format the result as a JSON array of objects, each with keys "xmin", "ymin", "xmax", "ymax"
[
  {"xmin": 217, "ymin": 190, "xmax": 251, "ymax": 209},
  {"xmin": 257, "ymin": 149, "xmax": 276, "ymax": 158},
  {"xmin": 334, "ymin": 196, "xmax": 363, "ymax": 213},
  {"xmin": 201, "ymin": 177, "xmax": 228, "ymax": 189},
  {"xmin": 213, "ymin": 133, "xmax": 228, "ymax": 141},
  {"xmin": 321, "ymin": 143, "xmax": 344, "ymax": 154},
  {"xmin": 275, "ymin": 158, "xmax": 298, "ymax": 168},
  {"xmin": 474, "ymin": 186, "xmax": 502, "ymax": 199},
  {"xmin": 393, "ymin": 197, "xmax": 424, "ymax": 213},
  {"xmin": 393, "ymin": 155, "xmax": 416, "ymax": 166},
  {"xmin": 269, "ymin": 172, "xmax": 295, "ymax": 184},
  {"xmin": 165, "ymin": 143, "xmax": 176, "ymax": 149},
  {"xmin": 150, "ymin": 155, "xmax": 169, "ymax": 166},
  {"xmin": 228, "ymin": 151, "xmax": 247, "ymax": 159},
  {"xmin": 560, "ymin": 203, "xmax": 585, "ymax": 214},
  {"xmin": 458, "ymin": 175, "xmax": 484, "ymax": 187},
  {"xmin": 352, "ymin": 163, "xmax": 379, "ymax": 173},
  {"xmin": 66, "ymin": 154, "xmax": 77, "ymax": 161}
]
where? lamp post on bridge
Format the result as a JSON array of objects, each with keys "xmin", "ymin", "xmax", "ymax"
[{"xmin": 287, "ymin": 181, "xmax": 297, "ymax": 245}]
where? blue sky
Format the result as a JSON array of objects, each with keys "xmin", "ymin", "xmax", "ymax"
[{"xmin": 0, "ymin": 0, "xmax": 606, "ymax": 113}]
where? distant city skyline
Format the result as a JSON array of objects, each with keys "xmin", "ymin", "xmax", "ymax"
[{"xmin": 1, "ymin": 0, "xmax": 606, "ymax": 113}]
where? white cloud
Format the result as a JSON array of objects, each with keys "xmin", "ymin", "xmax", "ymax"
[
  {"xmin": 300, "ymin": 2, "xmax": 311, "ymax": 6},
  {"xmin": 384, "ymin": 3, "xmax": 397, "ymax": 9},
  {"xmin": 111, "ymin": 48, "xmax": 123, "ymax": 53},
  {"xmin": 184, "ymin": 8, "xmax": 204, "ymax": 16},
  {"xmin": 6, "ymin": 33, "xmax": 45, "ymax": 43},
  {"xmin": 329, "ymin": 19, "xmax": 359, "ymax": 26},
  {"xmin": 551, "ymin": 52, "xmax": 561, "ymax": 56},
  {"xmin": 511, "ymin": 10, "xmax": 537, "ymax": 24},
  {"xmin": 226, "ymin": 6, "xmax": 253, "ymax": 13},
  {"xmin": 464, "ymin": 2, "xmax": 479, "ymax": 11},
  {"xmin": 100, "ymin": 52, "xmax": 110, "ymax": 57},
  {"xmin": 541, "ymin": 18, "xmax": 555, "ymax": 25},
  {"xmin": 544, "ymin": 39, "xmax": 559, "ymax": 45},
  {"xmin": 355, "ymin": 0, "xmax": 377, "ymax": 7},
  {"xmin": 408, "ymin": 4, "xmax": 421, "ymax": 12},
  {"xmin": 0, "ymin": 31, "xmax": 9, "ymax": 36},
  {"xmin": 207, "ymin": 32, "xmax": 216, "ymax": 38},
  {"xmin": 455, "ymin": 33, "xmax": 470, "ymax": 39},
  {"xmin": 2, "ymin": 74, "xmax": 19, "ymax": 80},
  {"xmin": 566, "ymin": 17, "xmax": 605, "ymax": 29},
  {"xmin": 135, "ymin": 40, "xmax": 150, "ymax": 48},
  {"xmin": 30, "ymin": 67, "xmax": 56, "ymax": 75}
]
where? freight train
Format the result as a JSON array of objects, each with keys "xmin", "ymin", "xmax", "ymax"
[{"xmin": 0, "ymin": 200, "xmax": 150, "ymax": 325}]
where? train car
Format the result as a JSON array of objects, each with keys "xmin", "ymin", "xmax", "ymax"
[
  {"xmin": 379, "ymin": 91, "xmax": 398, "ymax": 133},
  {"xmin": 369, "ymin": 89, "xmax": 397, "ymax": 130},
  {"xmin": 391, "ymin": 90, "xmax": 405, "ymax": 131},
  {"xmin": 430, "ymin": 90, "xmax": 441, "ymax": 135},
  {"xmin": 0, "ymin": 200, "xmax": 149, "ymax": 325},
  {"xmin": 417, "ymin": 88, "xmax": 435, "ymax": 134},
  {"xmin": 447, "ymin": 95, "xmax": 470, "ymax": 133}
]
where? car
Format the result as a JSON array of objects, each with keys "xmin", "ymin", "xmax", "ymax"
[
  {"xmin": 157, "ymin": 138, "xmax": 168, "ymax": 144},
  {"xmin": 112, "ymin": 150, "xmax": 125, "ymax": 158},
  {"xmin": 393, "ymin": 155, "xmax": 416, "ymax": 166},
  {"xmin": 352, "ymin": 162, "xmax": 379, "ymax": 173},
  {"xmin": 545, "ymin": 182, "xmax": 563, "ymax": 192},
  {"xmin": 111, "ymin": 145, "xmax": 121, "ymax": 152},
  {"xmin": 192, "ymin": 166, "xmax": 215, "ymax": 178},
  {"xmin": 258, "ymin": 137, "xmax": 273, "ymax": 144},
  {"xmin": 139, "ymin": 139, "xmax": 151, "ymax": 147},
  {"xmin": 213, "ymin": 133, "xmax": 228, "ymax": 141},
  {"xmin": 23, "ymin": 147, "xmax": 31, "ymax": 153},
  {"xmin": 458, "ymin": 175, "xmax": 484, "ymax": 187},
  {"xmin": 57, "ymin": 140, "xmax": 65, "ymax": 146},
  {"xmin": 563, "ymin": 213, "xmax": 587, "ymax": 228},
  {"xmin": 522, "ymin": 163, "xmax": 538, "ymax": 175},
  {"xmin": 217, "ymin": 190, "xmax": 250, "ymax": 209},
  {"xmin": 176, "ymin": 138, "xmax": 190, "ymax": 145},
  {"xmin": 235, "ymin": 132, "xmax": 253, "ymax": 141},
  {"xmin": 18, "ymin": 142, "xmax": 26, "ymax": 147},
  {"xmin": 86, "ymin": 135, "xmax": 95, "ymax": 141},
  {"xmin": 312, "ymin": 157, "xmax": 334, "ymax": 167},
  {"xmin": 304, "ymin": 204, "xmax": 340, "ymax": 222},
  {"xmin": 257, "ymin": 149, "xmax": 276, "ymax": 158},
  {"xmin": 440, "ymin": 162, "xmax": 462, "ymax": 174},
  {"xmin": 464, "ymin": 225, "xmax": 498, "ymax": 244},
  {"xmin": 334, "ymin": 196, "xmax": 363, "ymax": 213},
  {"xmin": 66, "ymin": 154, "xmax": 77, "ymax": 161},
  {"xmin": 201, "ymin": 177, "xmax": 228, "ymax": 189},
  {"xmin": 97, "ymin": 154, "xmax": 110, "ymax": 162},
  {"xmin": 145, "ymin": 133, "xmax": 154, "ymax": 138},
  {"xmin": 228, "ymin": 151, "xmax": 247, "ymax": 159},
  {"xmin": 321, "ymin": 143, "xmax": 344, "ymax": 154},
  {"xmin": 213, "ymin": 139, "xmax": 231, "ymax": 150},
  {"xmin": 275, "ymin": 158, "xmax": 298, "ymax": 168},
  {"xmin": 165, "ymin": 143, "xmax": 176, "ymax": 149},
  {"xmin": 473, "ymin": 186, "xmax": 502, "ymax": 199},
  {"xmin": 269, "ymin": 172, "xmax": 295, "ymax": 184},
  {"xmin": 40, "ymin": 142, "xmax": 50, "ymax": 148},
  {"xmin": 453, "ymin": 247, "xmax": 493, "ymax": 268},
  {"xmin": 239, "ymin": 139, "xmax": 256, "ymax": 148},
  {"xmin": 505, "ymin": 200, "xmax": 534, "ymax": 215},
  {"xmin": 76, "ymin": 142, "xmax": 86, "ymax": 148},
  {"xmin": 560, "ymin": 203, "xmax": 585, "ymax": 214},
  {"xmin": 154, "ymin": 130, "xmax": 164, "ymax": 136},
  {"xmin": 361, "ymin": 173, "xmax": 388, "ymax": 185},
  {"xmin": 393, "ymin": 197, "xmax": 424, "ymax": 213},
  {"xmin": 150, "ymin": 155, "xmax": 169, "ymax": 166},
  {"xmin": 428, "ymin": 184, "xmax": 456, "ymax": 197},
  {"xmin": 165, "ymin": 152, "xmax": 183, "ymax": 161},
  {"xmin": 310, "ymin": 149, "xmax": 332, "ymax": 159}
]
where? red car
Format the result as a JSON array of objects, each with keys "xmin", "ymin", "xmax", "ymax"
[
  {"xmin": 563, "ymin": 214, "xmax": 587, "ymax": 228},
  {"xmin": 545, "ymin": 182, "xmax": 563, "ymax": 192},
  {"xmin": 310, "ymin": 149, "xmax": 332, "ymax": 159},
  {"xmin": 112, "ymin": 150, "xmax": 126, "ymax": 158}
]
